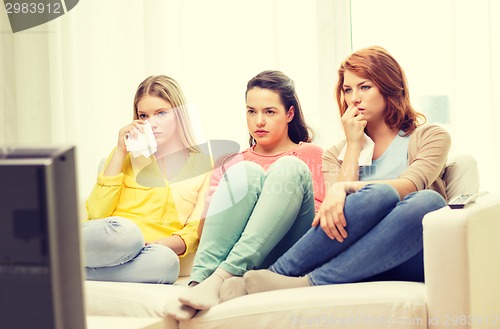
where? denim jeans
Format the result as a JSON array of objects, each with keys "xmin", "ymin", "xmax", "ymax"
[
  {"xmin": 190, "ymin": 156, "xmax": 316, "ymax": 283},
  {"xmin": 82, "ymin": 217, "xmax": 180, "ymax": 284},
  {"xmin": 270, "ymin": 184, "xmax": 447, "ymax": 285}
]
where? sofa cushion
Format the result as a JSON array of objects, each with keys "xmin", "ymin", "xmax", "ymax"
[
  {"xmin": 85, "ymin": 280, "xmax": 186, "ymax": 318},
  {"xmin": 180, "ymin": 281, "xmax": 428, "ymax": 329},
  {"xmin": 444, "ymin": 154, "xmax": 480, "ymax": 200}
]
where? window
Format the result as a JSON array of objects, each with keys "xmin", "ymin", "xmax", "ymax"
[{"xmin": 350, "ymin": 0, "xmax": 499, "ymax": 190}]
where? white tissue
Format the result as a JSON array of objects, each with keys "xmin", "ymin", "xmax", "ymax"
[
  {"xmin": 124, "ymin": 121, "xmax": 157, "ymax": 158},
  {"xmin": 337, "ymin": 133, "xmax": 375, "ymax": 166}
]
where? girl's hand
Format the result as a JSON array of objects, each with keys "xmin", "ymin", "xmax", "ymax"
[
  {"xmin": 117, "ymin": 120, "xmax": 145, "ymax": 153},
  {"xmin": 341, "ymin": 105, "xmax": 367, "ymax": 147},
  {"xmin": 148, "ymin": 235, "xmax": 186, "ymax": 255},
  {"xmin": 312, "ymin": 183, "xmax": 348, "ymax": 241},
  {"xmin": 200, "ymin": 185, "xmax": 217, "ymax": 220},
  {"xmin": 205, "ymin": 185, "xmax": 217, "ymax": 205}
]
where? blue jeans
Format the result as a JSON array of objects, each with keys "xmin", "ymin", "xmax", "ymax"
[
  {"xmin": 190, "ymin": 156, "xmax": 316, "ymax": 283},
  {"xmin": 270, "ymin": 184, "xmax": 447, "ymax": 285},
  {"xmin": 82, "ymin": 217, "xmax": 180, "ymax": 284}
]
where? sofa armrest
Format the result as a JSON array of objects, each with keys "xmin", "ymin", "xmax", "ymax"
[{"xmin": 423, "ymin": 191, "xmax": 500, "ymax": 329}]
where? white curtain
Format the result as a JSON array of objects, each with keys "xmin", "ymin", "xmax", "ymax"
[{"xmin": 0, "ymin": 0, "xmax": 351, "ymax": 212}]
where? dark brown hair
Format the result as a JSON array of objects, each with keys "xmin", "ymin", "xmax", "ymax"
[{"xmin": 246, "ymin": 70, "xmax": 313, "ymax": 146}]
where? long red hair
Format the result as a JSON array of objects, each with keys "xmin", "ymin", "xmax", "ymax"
[{"xmin": 335, "ymin": 46, "xmax": 425, "ymax": 135}]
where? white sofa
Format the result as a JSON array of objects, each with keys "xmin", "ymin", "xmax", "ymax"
[{"xmin": 85, "ymin": 155, "xmax": 500, "ymax": 329}]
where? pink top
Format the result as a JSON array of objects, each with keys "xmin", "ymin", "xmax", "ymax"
[{"xmin": 209, "ymin": 142, "xmax": 325, "ymax": 211}]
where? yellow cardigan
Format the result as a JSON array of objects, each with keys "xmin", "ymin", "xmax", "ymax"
[{"xmin": 86, "ymin": 150, "xmax": 211, "ymax": 257}]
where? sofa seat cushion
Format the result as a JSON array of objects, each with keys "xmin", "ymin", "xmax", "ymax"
[
  {"xmin": 85, "ymin": 280, "xmax": 187, "ymax": 318},
  {"xmin": 181, "ymin": 281, "xmax": 427, "ymax": 329}
]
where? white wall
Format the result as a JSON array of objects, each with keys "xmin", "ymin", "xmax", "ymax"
[
  {"xmin": 350, "ymin": 0, "xmax": 500, "ymax": 191},
  {"xmin": 0, "ymin": 0, "xmax": 350, "ymax": 208},
  {"xmin": 2, "ymin": 0, "xmax": 498, "ymax": 206}
]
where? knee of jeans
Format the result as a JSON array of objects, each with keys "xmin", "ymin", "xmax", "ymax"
[
  {"xmin": 106, "ymin": 217, "xmax": 144, "ymax": 246},
  {"xmin": 106, "ymin": 216, "xmax": 136, "ymax": 229},
  {"xmin": 268, "ymin": 156, "xmax": 311, "ymax": 179},
  {"xmin": 225, "ymin": 160, "xmax": 264, "ymax": 179},
  {"xmin": 405, "ymin": 189, "xmax": 447, "ymax": 211},
  {"xmin": 146, "ymin": 245, "xmax": 180, "ymax": 284},
  {"xmin": 222, "ymin": 161, "xmax": 265, "ymax": 197},
  {"xmin": 361, "ymin": 184, "xmax": 400, "ymax": 203},
  {"xmin": 269, "ymin": 156, "xmax": 308, "ymax": 171},
  {"xmin": 83, "ymin": 217, "xmax": 144, "ymax": 257}
]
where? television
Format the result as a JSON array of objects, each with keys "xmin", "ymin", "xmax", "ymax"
[{"xmin": 0, "ymin": 146, "xmax": 86, "ymax": 329}]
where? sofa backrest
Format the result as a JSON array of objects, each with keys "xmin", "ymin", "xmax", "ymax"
[
  {"xmin": 93, "ymin": 154, "xmax": 480, "ymax": 278},
  {"xmin": 443, "ymin": 154, "xmax": 480, "ymax": 200}
]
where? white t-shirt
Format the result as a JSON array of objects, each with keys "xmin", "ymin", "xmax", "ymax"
[{"xmin": 359, "ymin": 131, "xmax": 410, "ymax": 181}]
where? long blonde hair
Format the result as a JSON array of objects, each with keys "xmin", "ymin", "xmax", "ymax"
[{"xmin": 133, "ymin": 75, "xmax": 199, "ymax": 152}]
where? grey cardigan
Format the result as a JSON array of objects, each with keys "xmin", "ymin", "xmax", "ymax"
[{"xmin": 322, "ymin": 124, "xmax": 452, "ymax": 200}]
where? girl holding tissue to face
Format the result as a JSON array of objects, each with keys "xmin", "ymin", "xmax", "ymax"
[
  {"xmin": 236, "ymin": 46, "xmax": 451, "ymax": 294},
  {"xmin": 84, "ymin": 75, "xmax": 211, "ymax": 284}
]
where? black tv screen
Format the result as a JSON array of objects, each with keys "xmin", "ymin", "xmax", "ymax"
[{"xmin": 0, "ymin": 146, "xmax": 86, "ymax": 329}]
